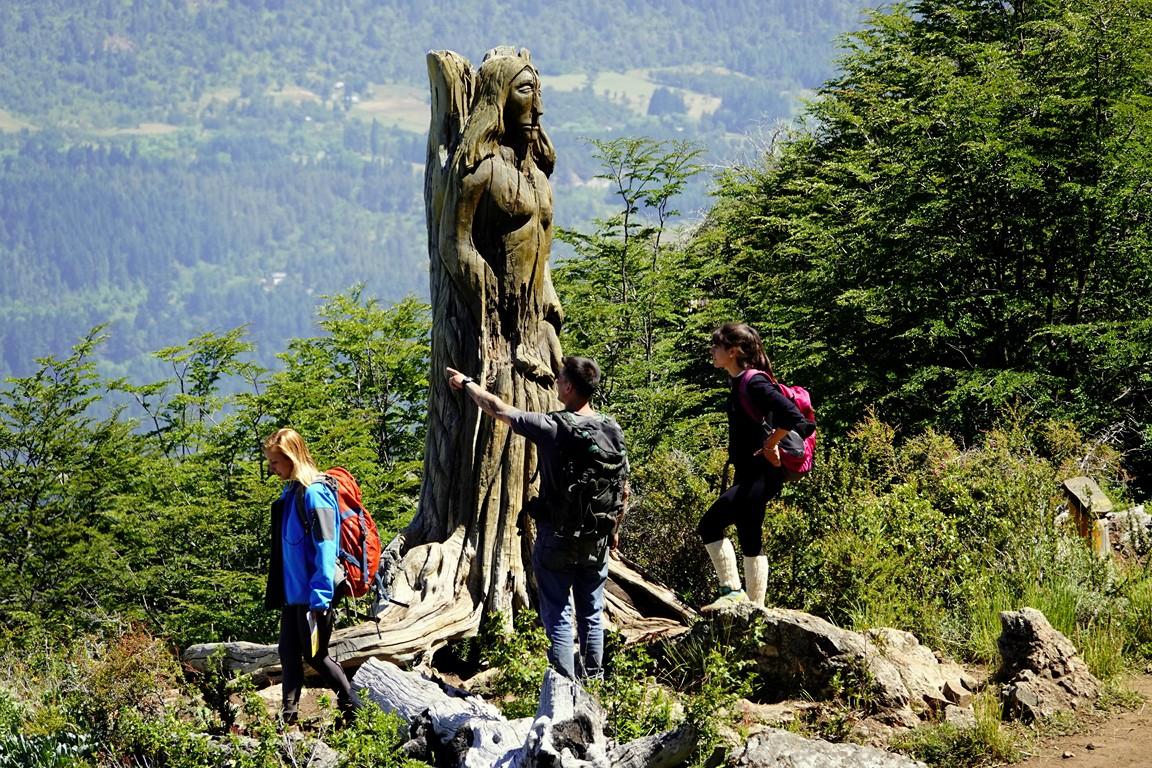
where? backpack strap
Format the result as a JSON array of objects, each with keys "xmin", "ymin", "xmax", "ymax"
[
  {"xmin": 553, "ymin": 410, "xmax": 595, "ymax": 455},
  {"xmin": 736, "ymin": 368, "xmax": 770, "ymax": 422},
  {"xmin": 292, "ymin": 475, "xmax": 335, "ymax": 534},
  {"xmin": 738, "ymin": 368, "xmax": 806, "ymax": 424}
]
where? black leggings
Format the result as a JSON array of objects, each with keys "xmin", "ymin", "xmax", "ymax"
[
  {"xmin": 278, "ymin": 605, "xmax": 362, "ymax": 718},
  {"xmin": 697, "ymin": 464, "xmax": 785, "ymax": 557}
]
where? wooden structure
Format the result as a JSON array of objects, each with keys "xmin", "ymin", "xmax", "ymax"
[{"xmin": 1062, "ymin": 476, "xmax": 1114, "ymax": 558}]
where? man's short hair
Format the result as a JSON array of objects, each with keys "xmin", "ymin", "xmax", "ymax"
[{"xmin": 562, "ymin": 356, "xmax": 600, "ymax": 399}]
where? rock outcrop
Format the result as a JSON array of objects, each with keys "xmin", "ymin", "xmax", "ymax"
[
  {"xmin": 997, "ymin": 607, "xmax": 1101, "ymax": 722},
  {"xmin": 694, "ymin": 605, "xmax": 978, "ymax": 728},
  {"xmin": 729, "ymin": 728, "xmax": 927, "ymax": 767}
]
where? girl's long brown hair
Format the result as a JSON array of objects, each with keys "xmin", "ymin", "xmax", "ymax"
[{"xmin": 712, "ymin": 322, "xmax": 774, "ymax": 376}]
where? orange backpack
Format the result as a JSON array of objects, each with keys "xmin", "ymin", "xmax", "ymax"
[
  {"xmin": 295, "ymin": 468, "xmax": 383, "ymax": 599},
  {"xmin": 324, "ymin": 467, "xmax": 382, "ymax": 599}
]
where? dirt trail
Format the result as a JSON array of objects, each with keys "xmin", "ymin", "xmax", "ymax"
[{"xmin": 1008, "ymin": 673, "xmax": 1152, "ymax": 767}]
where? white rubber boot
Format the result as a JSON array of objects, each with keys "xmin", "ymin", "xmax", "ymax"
[
  {"xmin": 744, "ymin": 555, "xmax": 768, "ymax": 606},
  {"xmin": 702, "ymin": 539, "xmax": 746, "ymax": 609}
]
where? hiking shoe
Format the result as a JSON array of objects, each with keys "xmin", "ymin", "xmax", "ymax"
[{"xmin": 701, "ymin": 586, "xmax": 747, "ymax": 611}]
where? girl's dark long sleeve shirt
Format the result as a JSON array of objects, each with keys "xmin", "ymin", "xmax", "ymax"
[{"xmin": 726, "ymin": 373, "xmax": 806, "ymax": 469}]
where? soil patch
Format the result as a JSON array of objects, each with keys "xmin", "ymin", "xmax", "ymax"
[{"xmin": 1009, "ymin": 673, "xmax": 1152, "ymax": 767}]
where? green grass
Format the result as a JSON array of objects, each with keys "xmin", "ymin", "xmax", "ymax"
[{"xmin": 891, "ymin": 691, "xmax": 1020, "ymax": 767}]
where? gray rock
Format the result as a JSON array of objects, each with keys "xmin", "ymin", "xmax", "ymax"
[
  {"xmin": 279, "ymin": 732, "xmax": 342, "ymax": 768},
  {"xmin": 942, "ymin": 679, "xmax": 973, "ymax": 707},
  {"xmin": 689, "ymin": 605, "xmax": 978, "ymax": 727},
  {"xmin": 997, "ymin": 608, "xmax": 1101, "ymax": 721},
  {"xmin": 865, "ymin": 628, "xmax": 975, "ymax": 716},
  {"xmin": 730, "ymin": 728, "xmax": 927, "ymax": 767},
  {"xmin": 942, "ymin": 705, "xmax": 977, "ymax": 729},
  {"xmin": 1105, "ymin": 506, "xmax": 1151, "ymax": 555}
]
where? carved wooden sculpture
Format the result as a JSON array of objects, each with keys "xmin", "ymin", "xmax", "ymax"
[
  {"xmin": 182, "ymin": 48, "xmax": 691, "ymax": 676},
  {"xmin": 412, "ymin": 45, "xmax": 564, "ymax": 621}
]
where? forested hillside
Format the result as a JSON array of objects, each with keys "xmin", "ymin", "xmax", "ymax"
[{"xmin": 0, "ymin": 0, "xmax": 874, "ymax": 380}]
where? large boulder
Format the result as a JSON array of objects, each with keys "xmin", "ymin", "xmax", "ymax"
[
  {"xmin": 691, "ymin": 605, "xmax": 977, "ymax": 727},
  {"xmin": 1105, "ymin": 504, "xmax": 1151, "ymax": 556},
  {"xmin": 996, "ymin": 607, "xmax": 1101, "ymax": 722},
  {"xmin": 864, "ymin": 628, "xmax": 979, "ymax": 715}
]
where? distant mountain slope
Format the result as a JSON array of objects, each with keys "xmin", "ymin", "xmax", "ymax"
[
  {"xmin": 0, "ymin": 0, "xmax": 877, "ymax": 380},
  {"xmin": 0, "ymin": 0, "xmax": 872, "ymax": 122}
]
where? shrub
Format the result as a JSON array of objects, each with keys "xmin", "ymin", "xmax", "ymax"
[
  {"xmin": 476, "ymin": 611, "xmax": 550, "ymax": 719},
  {"xmin": 589, "ymin": 635, "xmax": 676, "ymax": 742},
  {"xmin": 1121, "ymin": 568, "xmax": 1152, "ymax": 658},
  {"xmin": 328, "ymin": 704, "xmax": 430, "ymax": 768},
  {"xmin": 623, "ymin": 447, "xmax": 720, "ymax": 605},
  {"xmin": 65, "ymin": 627, "xmax": 183, "ymax": 744}
]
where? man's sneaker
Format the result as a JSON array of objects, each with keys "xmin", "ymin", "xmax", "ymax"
[{"xmin": 701, "ymin": 586, "xmax": 747, "ymax": 611}]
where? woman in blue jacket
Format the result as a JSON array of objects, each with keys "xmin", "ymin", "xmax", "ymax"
[{"xmin": 263, "ymin": 428, "xmax": 361, "ymax": 725}]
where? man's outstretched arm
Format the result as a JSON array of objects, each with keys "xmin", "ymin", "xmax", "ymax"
[{"xmin": 446, "ymin": 367, "xmax": 517, "ymax": 425}]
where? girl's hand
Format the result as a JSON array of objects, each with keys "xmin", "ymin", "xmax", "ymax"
[{"xmin": 763, "ymin": 440, "xmax": 782, "ymax": 466}]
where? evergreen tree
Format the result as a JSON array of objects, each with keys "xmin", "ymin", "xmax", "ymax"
[
  {"xmin": 555, "ymin": 138, "xmax": 711, "ymax": 458},
  {"xmin": 700, "ymin": 0, "xmax": 1152, "ymax": 462}
]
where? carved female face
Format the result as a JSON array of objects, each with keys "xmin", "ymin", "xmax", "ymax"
[{"xmin": 504, "ymin": 67, "xmax": 543, "ymax": 138}]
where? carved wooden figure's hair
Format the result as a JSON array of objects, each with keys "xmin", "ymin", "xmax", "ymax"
[{"xmin": 455, "ymin": 49, "xmax": 555, "ymax": 176}]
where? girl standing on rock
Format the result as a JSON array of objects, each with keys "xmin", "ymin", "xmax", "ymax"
[{"xmin": 699, "ymin": 323, "xmax": 812, "ymax": 609}]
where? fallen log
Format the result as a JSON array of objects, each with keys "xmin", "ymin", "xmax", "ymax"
[
  {"xmin": 605, "ymin": 725, "xmax": 698, "ymax": 768},
  {"xmin": 521, "ymin": 669, "xmax": 610, "ymax": 767},
  {"xmin": 354, "ymin": 657, "xmax": 532, "ymax": 767},
  {"xmin": 352, "ymin": 658, "xmax": 686, "ymax": 768}
]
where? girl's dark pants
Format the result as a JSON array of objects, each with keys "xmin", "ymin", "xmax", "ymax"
[
  {"xmin": 697, "ymin": 462, "xmax": 785, "ymax": 556},
  {"xmin": 278, "ymin": 605, "xmax": 362, "ymax": 721}
]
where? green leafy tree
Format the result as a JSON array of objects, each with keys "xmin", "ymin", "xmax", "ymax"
[
  {"xmin": 699, "ymin": 0, "xmax": 1152, "ymax": 463},
  {"xmin": 0, "ymin": 329, "xmax": 138, "ymax": 638},
  {"xmin": 0, "ymin": 290, "xmax": 431, "ymax": 648},
  {"xmin": 250, "ymin": 290, "xmax": 430, "ymax": 536},
  {"xmin": 556, "ymin": 137, "xmax": 712, "ymax": 457},
  {"xmin": 114, "ymin": 328, "xmax": 262, "ymax": 458}
]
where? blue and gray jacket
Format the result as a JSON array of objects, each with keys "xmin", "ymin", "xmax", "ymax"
[{"xmin": 264, "ymin": 480, "xmax": 340, "ymax": 611}]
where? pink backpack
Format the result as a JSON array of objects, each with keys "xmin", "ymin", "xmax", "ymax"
[{"xmin": 736, "ymin": 368, "xmax": 817, "ymax": 481}]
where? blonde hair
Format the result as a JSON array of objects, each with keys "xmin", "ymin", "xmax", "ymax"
[{"xmin": 262, "ymin": 428, "xmax": 321, "ymax": 486}]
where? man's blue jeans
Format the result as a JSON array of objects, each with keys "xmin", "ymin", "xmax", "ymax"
[{"xmin": 532, "ymin": 527, "xmax": 610, "ymax": 680}]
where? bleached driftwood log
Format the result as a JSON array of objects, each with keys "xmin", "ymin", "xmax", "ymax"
[
  {"xmin": 182, "ymin": 546, "xmax": 693, "ymax": 675},
  {"xmin": 354, "ymin": 658, "xmax": 532, "ymax": 767},
  {"xmin": 604, "ymin": 725, "xmax": 698, "ymax": 768},
  {"xmin": 521, "ymin": 669, "xmax": 611, "ymax": 767},
  {"xmin": 353, "ymin": 659, "xmax": 620, "ymax": 768}
]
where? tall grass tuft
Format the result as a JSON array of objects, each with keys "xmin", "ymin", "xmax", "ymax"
[{"xmin": 891, "ymin": 690, "xmax": 1020, "ymax": 767}]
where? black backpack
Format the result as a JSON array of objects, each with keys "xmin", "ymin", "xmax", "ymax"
[{"xmin": 548, "ymin": 411, "xmax": 628, "ymax": 540}]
